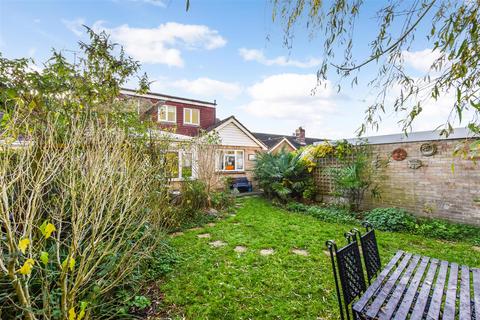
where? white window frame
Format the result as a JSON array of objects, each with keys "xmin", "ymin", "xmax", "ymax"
[
  {"xmin": 167, "ymin": 150, "xmax": 197, "ymax": 182},
  {"xmin": 158, "ymin": 105, "xmax": 177, "ymax": 123},
  {"xmin": 183, "ymin": 108, "xmax": 200, "ymax": 126},
  {"xmin": 217, "ymin": 150, "xmax": 245, "ymax": 172}
]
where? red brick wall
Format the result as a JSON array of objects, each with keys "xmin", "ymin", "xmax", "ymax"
[
  {"xmin": 151, "ymin": 100, "xmax": 216, "ymax": 136},
  {"xmin": 122, "ymin": 94, "xmax": 216, "ymax": 136},
  {"xmin": 314, "ymin": 139, "xmax": 480, "ymax": 225}
]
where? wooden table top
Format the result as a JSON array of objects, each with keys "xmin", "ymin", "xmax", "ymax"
[{"xmin": 352, "ymin": 250, "xmax": 480, "ymax": 319}]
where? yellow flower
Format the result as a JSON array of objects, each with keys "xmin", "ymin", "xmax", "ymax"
[
  {"xmin": 18, "ymin": 238, "xmax": 30, "ymax": 254},
  {"xmin": 18, "ymin": 258, "xmax": 35, "ymax": 275}
]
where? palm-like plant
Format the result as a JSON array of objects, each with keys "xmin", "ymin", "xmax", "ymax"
[
  {"xmin": 254, "ymin": 151, "xmax": 314, "ymax": 202},
  {"xmin": 328, "ymin": 155, "xmax": 372, "ymax": 211}
]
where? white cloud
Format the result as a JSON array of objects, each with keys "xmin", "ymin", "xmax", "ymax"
[
  {"xmin": 239, "ymin": 48, "xmax": 321, "ymax": 68},
  {"xmin": 241, "ymin": 73, "xmax": 338, "ymax": 128},
  {"xmin": 150, "ymin": 77, "xmax": 242, "ymax": 101},
  {"xmin": 93, "ymin": 21, "xmax": 226, "ymax": 67},
  {"xmin": 62, "ymin": 18, "xmax": 86, "ymax": 37},
  {"xmin": 171, "ymin": 78, "xmax": 242, "ymax": 100},
  {"xmin": 402, "ymin": 48, "xmax": 441, "ymax": 73}
]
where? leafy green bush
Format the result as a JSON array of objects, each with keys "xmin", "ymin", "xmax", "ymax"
[
  {"xmin": 286, "ymin": 202, "xmax": 309, "ymax": 212},
  {"xmin": 328, "ymin": 153, "xmax": 375, "ymax": 211},
  {"xmin": 285, "ymin": 202, "xmax": 356, "ymax": 224},
  {"xmin": 211, "ymin": 191, "xmax": 235, "ymax": 210},
  {"xmin": 179, "ymin": 179, "xmax": 209, "ymax": 216},
  {"xmin": 417, "ymin": 218, "xmax": 480, "ymax": 243},
  {"xmin": 285, "ymin": 201, "xmax": 480, "ymax": 245},
  {"xmin": 305, "ymin": 206, "xmax": 357, "ymax": 224},
  {"xmin": 365, "ymin": 208, "xmax": 417, "ymax": 232},
  {"xmin": 254, "ymin": 151, "xmax": 314, "ymax": 202}
]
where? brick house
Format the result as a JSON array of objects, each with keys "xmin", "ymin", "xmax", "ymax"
[
  {"xmin": 120, "ymin": 88, "xmax": 217, "ymax": 136},
  {"xmin": 120, "ymin": 89, "xmax": 267, "ymax": 189}
]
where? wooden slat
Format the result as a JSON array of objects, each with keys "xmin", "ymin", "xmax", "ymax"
[
  {"xmin": 353, "ymin": 250, "xmax": 404, "ymax": 313},
  {"xmin": 459, "ymin": 265, "xmax": 471, "ymax": 320},
  {"xmin": 393, "ymin": 256, "xmax": 431, "ymax": 320},
  {"xmin": 442, "ymin": 262, "xmax": 459, "ymax": 320},
  {"xmin": 365, "ymin": 252, "xmax": 413, "ymax": 318},
  {"xmin": 426, "ymin": 260, "xmax": 449, "ymax": 320},
  {"xmin": 379, "ymin": 255, "xmax": 421, "ymax": 319},
  {"xmin": 473, "ymin": 268, "xmax": 480, "ymax": 320}
]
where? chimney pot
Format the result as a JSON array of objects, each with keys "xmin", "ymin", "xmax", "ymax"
[{"xmin": 295, "ymin": 126, "xmax": 306, "ymax": 145}]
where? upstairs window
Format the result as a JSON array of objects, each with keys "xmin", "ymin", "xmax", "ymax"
[
  {"xmin": 184, "ymin": 108, "xmax": 200, "ymax": 125},
  {"xmin": 158, "ymin": 105, "xmax": 176, "ymax": 123},
  {"xmin": 217, "ymin": 150, "xmax": 244, "ymax": 171}
]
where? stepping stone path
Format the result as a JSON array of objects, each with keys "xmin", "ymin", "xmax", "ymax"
[
  {"xmin": 234, "ymin": 246, "xmax": 247, "ymax": 253},
  {"xmin": 207, "ymin": 223, "xmax": 216, "ymax": 227},
  {"xmin": 197, "ymin": 233, "xmax": 211, "ymax": 239},
  {"xmin": 292, "ymin": 249, "xmax": 309, "ymax": 256},
  {"xmin": 260, "ymin": 249, "xmax": 275, "ymax": 256},
  {"xmin": 473, "ymin": 246, "xmax": 480, "ymax": 252},
  {"xmin": 188, "ymin": 227, "xmax": 202, "ymax": 231},
  {"xmin": 169, "ymin": 231, "xmax": 184, "ymax": 237},
  {"xmin": 210, "ymin": 240, "xmax": 227, "ymax": 247}
]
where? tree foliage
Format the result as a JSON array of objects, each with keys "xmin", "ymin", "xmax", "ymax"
[{"xmin": 272, "ymin": 0, "xmax": 480, "ymax": 147}]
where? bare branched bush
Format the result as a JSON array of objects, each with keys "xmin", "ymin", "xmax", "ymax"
[
  {"xmin": 191, "ymin": 131, "xmax": 224, "ymax": 204},
  {"xmin": 0, "ymin": 116, "xmax": 169, "ymax": 319}
]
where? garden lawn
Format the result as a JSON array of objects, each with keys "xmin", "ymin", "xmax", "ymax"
[{"xmin": 160, "ymin": 197, "xmax": 480, "ymax": 319}]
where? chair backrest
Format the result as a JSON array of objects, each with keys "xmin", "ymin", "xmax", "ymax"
[
  {"xmin": 326, "ymin": 237, "xmax": 367, "ymax": 320},
  {"xmin": 351, "ymin": 222, "xmax": 381, "ymax": 284}
]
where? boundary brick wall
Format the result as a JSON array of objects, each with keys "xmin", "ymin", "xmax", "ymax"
[{"xmin": 314, "ymin": 138, "xmax": 480, "ymax": 225}]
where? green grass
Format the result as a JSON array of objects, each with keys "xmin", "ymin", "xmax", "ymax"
[{"xmin": 160, "ymin": 197, "xmax": 480, "ymax": 319}]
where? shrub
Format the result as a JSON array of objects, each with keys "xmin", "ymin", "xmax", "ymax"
[
  {"xmin": 286, "ymin": 202, "xmax": 309, "ymax": 212},
  {"xmin": 179, "ymin": 179, "xmax": 209, "ymax": 217},
  {"xmin": 210, "ymin": 191, "xmax": 235, "ymax": 210},
  {"xmin": 417, "ymin": 218, "xmax": 480, "ymax": 243},
  {"xmin": 365, "ymin": 207, "xmax": 417, "ymax": 232},
  {"xmin": 328, "ymin": 153, "xmax": 376, "ymax": 211},
  {"xmin": 305, "ymin": 206, "xmax": 357, "ymax": 224},
  {"xmin": 0, "ymin": 30, "xmax": 177, "ymax": 319},
  {"xmin": 285, "ymin": 202, "xmax": 356, "ymax": 224},
  {"xmin": 254, "ymin": 151, "xmax": 314, "ymax": 202}
]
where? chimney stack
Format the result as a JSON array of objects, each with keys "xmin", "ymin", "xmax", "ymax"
[{"xmin": 295, "ymin": 126, "xmax": 306, "ymax": 145}]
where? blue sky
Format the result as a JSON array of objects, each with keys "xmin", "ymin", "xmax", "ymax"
[{"xmin": 0, "ymin": 0, "xmax": 462, "ymax": 139}]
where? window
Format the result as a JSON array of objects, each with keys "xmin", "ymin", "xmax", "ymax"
[
  {"xmin": 181, "ymin": 152, "xmax": 193, "ymax": 178},
  {"xmin": 184, "ymin": 108, "xmax": 200, "ymax": 125},
  {"xmin": 163, "ymin": 151, "xmax": 194, "ymax": 180},
  {"xmin": 158, "ymin": 105, "xmax": 176, "ymax": 123},
  {"xmin": 217, "ymin": 150, "xmax": 244, "ymax": 171},
  {"xmin": 165, "ymin": 152, "xmax": 179, "ymax": 178}
]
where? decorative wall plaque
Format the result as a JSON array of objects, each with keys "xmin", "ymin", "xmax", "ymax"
[
  {"xmin": 392, "ymin": 148, "xmax": 407, "ymax": 161},
  {"xmin": 408, "ymin": 159, "xmax": 422, "ymax": 169},
  {"xmin": 420, "ymin": 143, "xmax": 437, "ymax": 156}
]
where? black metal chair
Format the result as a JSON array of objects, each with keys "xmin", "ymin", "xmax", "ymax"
[
  {"xmin": 326, "ymin": 234, "xmax": 367, "ymax": 320},
  {"xmin": 350, "ymin": 222, "xmax": 382, "ymax": 284}
]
